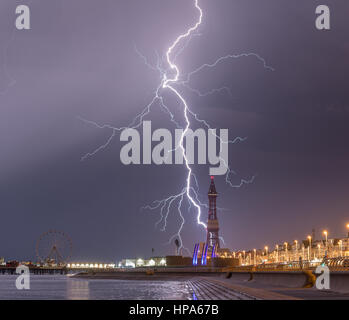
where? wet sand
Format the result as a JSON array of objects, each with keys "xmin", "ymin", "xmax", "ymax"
[
  {"xmin": 73, "ymin": 271, "xmax": 349, "ymax": 299},
  {"xmin": 73, "ymin": 271, "xmax": 223, "ymax": 281}
]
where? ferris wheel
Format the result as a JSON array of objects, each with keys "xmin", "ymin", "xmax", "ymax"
[{"xmin": 36, "ymin": 230, "xmax": 73, "ymax": 266}]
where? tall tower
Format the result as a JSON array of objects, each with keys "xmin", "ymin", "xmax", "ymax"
[{"xmin": 206, "ymin": 176, "xmax": 220, "ymax": 249}]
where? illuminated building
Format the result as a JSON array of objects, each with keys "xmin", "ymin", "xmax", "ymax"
[
  {"xmin": 67, "ymin": 262, "xmax": 116, "ymax": 269},
  {"xmin": 118, "ymin": 257, "xmax": 166, "ymax": 268},
  {"xmin": 117, "ymin": 256, "xmax": 192, "ymax": 268}
]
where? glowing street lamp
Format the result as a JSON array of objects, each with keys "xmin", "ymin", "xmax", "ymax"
[
  {"xmin": 284, "ymin": 242, "xmax": 288, "ymax": 262},
  {"xmin": 307, "ymin": 236, "xmax": 312, "ymax": 261},
  {"xmin": 323, "ymin": 230, "xmax": 328, "ymax": 253}
]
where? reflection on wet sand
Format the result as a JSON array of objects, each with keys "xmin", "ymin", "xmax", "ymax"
[{"xmin": 66, "ymin": 279, "xmax": 90, "ymax": 300}]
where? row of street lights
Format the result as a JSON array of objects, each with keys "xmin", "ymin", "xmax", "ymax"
[
  {"xmin": 236, "ymin": 224, "xmax": 349, "ymax": 265},
  {"xmin": 257, "ymin": 224, "xmax": 349, "ymax": 264}
]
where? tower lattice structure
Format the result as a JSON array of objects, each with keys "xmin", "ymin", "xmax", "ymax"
[{"xmin": 206, "ymin": 176, "xmax": 220, "ymax": 249}]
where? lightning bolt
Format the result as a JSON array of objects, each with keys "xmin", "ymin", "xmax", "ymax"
[
  {"xmin": 161, "ymin": 0, "xmax": 205, "ymax": 238},
  {"xmin": 80, "ymin": 0, "xmax": 273, "ymax": 254}
]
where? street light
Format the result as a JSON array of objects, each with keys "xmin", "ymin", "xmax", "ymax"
[
  {"xmin": 284, "ymin": 242, "xmax": 288, "ymax": 262},
  {"xmin": 308, "ymin": 236, "xmax": 312, "ymax": 261},
  {"xmin": 323, "ymin": 230, "xmax": 328, "ymax": 253},
  {"xmin": 339, "ymin": 240, "xmax": 343, "ymax": 257},
  {"xmin": 265, "ymin": 246, "xmax": 269, "ymax": 262}
]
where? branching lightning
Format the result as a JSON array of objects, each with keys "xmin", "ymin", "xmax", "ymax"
[{"xmin": 80, "ymin": 0, "xmax": 273, "ymax": 254}]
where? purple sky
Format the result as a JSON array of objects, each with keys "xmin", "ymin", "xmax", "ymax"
[{"xmin": 1, "ymin": 0, "xmax": 349, "ymax": 262}]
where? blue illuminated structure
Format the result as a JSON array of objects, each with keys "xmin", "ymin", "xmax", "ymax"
[
  {"xmin": 211, "ymin": 244, "xmax": 217, "ymax": 258},
  {"xmin": 192, "ymin": 243, "xmax": 199, "ymax": 265},
  {"xmin": 201, "ymin": 244, "xmax": 208, "ymax": 265}
]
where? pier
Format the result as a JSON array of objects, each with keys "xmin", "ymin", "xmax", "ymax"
[{"xmin": 0, "ymin": 266, "xmax": 67, "ymax": 275}]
